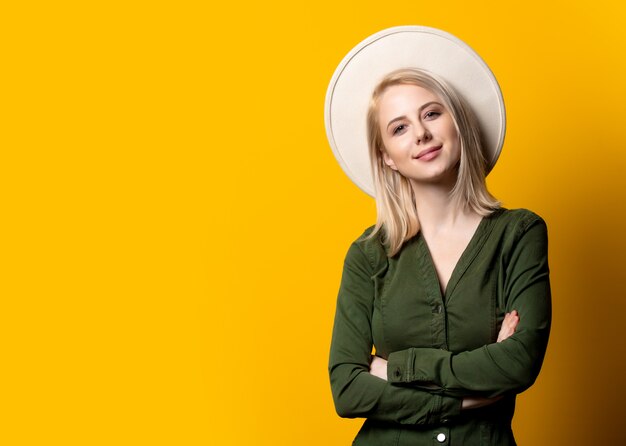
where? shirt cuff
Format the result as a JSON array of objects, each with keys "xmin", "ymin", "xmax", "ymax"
[
  {"xmin": 388, "ymin": 348, "xmax": 427, "ymax": 383},
  {"xmin": 387, "ymin": 348, "xmax": 452, "ymax": 385}
]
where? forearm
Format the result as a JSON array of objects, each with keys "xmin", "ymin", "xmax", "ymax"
[
  {"xmin": 330, "ymin": 361, "xmax": 461, "ymax": 424},
  {"xmin": 386, "ymin": 330, "xmax": 549, "ymax": 398},
  {"xmin": 369, "ymin": 355, "xmax": 505, "ymax": 412}
]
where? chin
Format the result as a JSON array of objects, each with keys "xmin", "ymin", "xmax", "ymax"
[{"xmin": 412, "ymin": 167, "xmax": 459, "ymax": 185}]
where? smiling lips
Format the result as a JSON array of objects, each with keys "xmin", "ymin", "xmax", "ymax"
[{"xmin": 414, "ymin": 145, "xmax": 442, "ymax": 160}]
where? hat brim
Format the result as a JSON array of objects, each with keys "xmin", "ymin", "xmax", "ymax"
[{"xmin": 324, "ymin": 26, "xmax": 506, "ymax": 197}]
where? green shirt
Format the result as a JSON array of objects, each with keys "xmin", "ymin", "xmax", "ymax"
[{"xmin": 328, "ymin": 208, "xmax": 551, "ymax": 445}]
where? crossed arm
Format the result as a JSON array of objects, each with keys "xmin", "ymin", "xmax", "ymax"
[
  {"xmin": 375, "ymin": 220, "xmax": 551, "ymax": 399},
  {"xmin": 369, "ymin": 311, "xmax": 520, "ymax": 409},
  {"xmin": 329, "ymin": 218, "xmax": 551, "ymax": 423}
]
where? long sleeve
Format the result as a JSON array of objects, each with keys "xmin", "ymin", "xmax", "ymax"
[
  {"xmin": 329, "ymin": 240, "xmax": 462, "ymax": 425},
  {"xmin": 386, "ymin": 216, "xmax": 551, "ymax": 398}
]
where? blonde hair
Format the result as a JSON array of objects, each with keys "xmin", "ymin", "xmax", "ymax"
[{"xmin": 366, "ymin": 68, "xmax": 500, "ymax": 256}]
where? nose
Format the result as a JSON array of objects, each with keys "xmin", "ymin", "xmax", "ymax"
[{"xmin": 414, "ymin": 123, "xmax": 431, "ymax": 144}]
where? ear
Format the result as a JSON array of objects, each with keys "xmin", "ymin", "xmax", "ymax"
[{"xmin": 382, "ymin": 151, "xmax": 398, "ymax": 171}]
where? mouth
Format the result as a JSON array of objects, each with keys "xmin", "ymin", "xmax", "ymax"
[{"xmin": 414, "ymin": 145, "xmax": 442, "ymax": 159}]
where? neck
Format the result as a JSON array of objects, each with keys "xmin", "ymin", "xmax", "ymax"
[{"xmin": 410, "ymin": 177, "xmax": 473, "ymax": 236}]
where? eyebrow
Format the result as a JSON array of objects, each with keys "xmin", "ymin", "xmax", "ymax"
[{"xmin": 386, "ymin": 101, "xmax": 443, "ymax": 130}]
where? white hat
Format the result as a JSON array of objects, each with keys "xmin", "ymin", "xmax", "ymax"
[{"xmin": 324, "ymin": 26, "xmax": 506, "ymax": 197}]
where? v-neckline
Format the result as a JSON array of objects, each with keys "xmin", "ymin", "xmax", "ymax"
[{"xmin": 416, "ymin": 209, "xmax": 499, "ymax": 301}]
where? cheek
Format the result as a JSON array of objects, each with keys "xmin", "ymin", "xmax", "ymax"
[
  {"xmin": 449, "ymin": 136, "xmax": 461, "ymax": 157},
  {"xmin": 444, "ymin": 120, "xmax": 459, "ymax": 141},
  {"xmin": 453, "ymin": 144, "xmax": 462, "ymax": 162},
  {"xmin": 380, "ymin": 138, "xmax": 399, "ymax": 158},
  {"xmin": 445, "ymin": 126, "xmax": 461, "ymax": 153}
]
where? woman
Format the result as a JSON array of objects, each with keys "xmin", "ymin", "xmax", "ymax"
[{"xmin": 326, "ymin": 27, "xmax": 551, "ymax": 445}]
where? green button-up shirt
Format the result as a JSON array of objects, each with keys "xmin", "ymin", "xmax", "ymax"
[{"xmin": 329, "ymin": 208, "xmax": 551, "ymax": 445}]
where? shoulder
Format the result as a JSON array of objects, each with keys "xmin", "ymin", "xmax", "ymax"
[
  {"xmin": 343, "ymin": 225, "xmax": 388, "ymax": 272},
  {"xmin": 489, "ymin": 208, "xmax": 549, "ymax": 259},
  {"xmin": 491, "ymin": 207, "xmax": 548, "ymax": 237}
]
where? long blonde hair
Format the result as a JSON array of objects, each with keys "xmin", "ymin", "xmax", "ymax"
[{"xmin": 366, "ymin": 68, "xmax": 500, "ymax": 256}]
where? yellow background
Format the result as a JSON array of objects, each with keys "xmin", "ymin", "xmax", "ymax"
[{"xmin": 2, "ymin": 0, "xmax": 626, "ymax": 444}]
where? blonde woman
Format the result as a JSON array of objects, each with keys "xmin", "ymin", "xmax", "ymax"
[{"xmin": 326, "ymin": 27, "xmax": 551, "ymax": 445}]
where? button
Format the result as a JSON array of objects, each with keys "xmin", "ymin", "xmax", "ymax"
[
  {"xmin": 436, "ymin": 433, "xmax": 446, "ymax": 442},
  {"xmin": 394, "ymin": 368, "xmax": 401, "ymax": 377}
]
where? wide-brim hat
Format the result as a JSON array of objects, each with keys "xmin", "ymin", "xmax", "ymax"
[{"xmin": 324, "ymin": 26, "xmax": 506, "ymax": 197}]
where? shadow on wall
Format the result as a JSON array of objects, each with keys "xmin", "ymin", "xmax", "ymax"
[{"xmin": 543, "ymin": 149, "xmax": 626, "ymax": 445}]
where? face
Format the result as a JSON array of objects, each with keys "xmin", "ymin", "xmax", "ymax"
[{"xmin": 378, "ymin": 83, "xmax": 461, "ymax": 185}]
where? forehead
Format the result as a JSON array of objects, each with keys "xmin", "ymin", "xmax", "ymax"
[{"xmin": 378, "ymin": 84, "xmax": 441, "ymax": 118}]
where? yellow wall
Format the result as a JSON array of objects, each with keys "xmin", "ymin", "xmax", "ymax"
[{"xmin": 3, "ymin": 0, "xmax": 626, "ymax": 444}]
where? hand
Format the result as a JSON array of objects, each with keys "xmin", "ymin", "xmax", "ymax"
[
  {"xmin": 497, "ymin": 310, "xmax": 519, "ymax": 343},
  {"xmin": 461, "ymin": 395, "xmax": 504, "ymax": 410},
  {"xmin": 369, "ymin": 355, "xmax": 388, "ymax": 381}
]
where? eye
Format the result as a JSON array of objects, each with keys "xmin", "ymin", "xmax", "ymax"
[
  {"xmin": 392, "ymin": 124, "xmax": 407, "ymax": 135},
  {"xmin": 423, "ymin": 110, "xmax": 441, "ymax": 120}
]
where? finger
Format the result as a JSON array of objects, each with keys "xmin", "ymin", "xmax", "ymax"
[
  {"xmin": 498, "ymin": 313, "xmax": 518, "ymax": 342},
  {"xmin": 504, "ymin": 311, "xmax": 519, "ymax": 324},
  {"xmin": 503, "ymin": 313, "xmax": 514, "ymax": 328}
]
